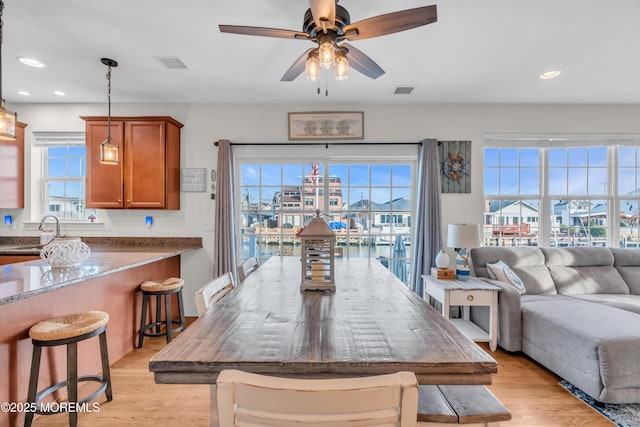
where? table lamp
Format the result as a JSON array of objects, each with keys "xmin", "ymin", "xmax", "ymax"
[{"xmin": 447, "ymin": 224, "xmax": 481, "ymax": 280}]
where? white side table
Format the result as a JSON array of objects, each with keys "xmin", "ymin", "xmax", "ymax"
[{"xmin": 422, "ymin": 275, "xmax": 501, "ymax": 351}]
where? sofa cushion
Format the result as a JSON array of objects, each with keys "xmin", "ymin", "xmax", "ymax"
[
  {"xmin": 522, "ymin": 298, "xmax": 640, "ymax": 403},
  {"xmin": 471, "ymin": 247, "xmax": 556, "ymax": 295},
  {"xmin": 610, "ymin": 248, "xmax": 640, "ymax": 295},
  {"xmin": 573, "ymin": 294, "xmax": 640, "ymax": 315},
  {"xmin": 541, "ymin": 247, "xmax": 629, "ymax": 295},
  {"xmin": 486, "ymin": 260, "xmax": 526, "ymax": 295}
]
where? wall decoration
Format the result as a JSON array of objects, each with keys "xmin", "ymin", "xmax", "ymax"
[
  {"xmin": 180, "ymin": 168, "xmax": 207, "ymax": 192},
  {"xmin": 288, "ymin": 111, "xmax": 364, "ymax": 141},
  {"xmin": 439, "ymin": 141, "xmax": 471, "ymax": 193}
]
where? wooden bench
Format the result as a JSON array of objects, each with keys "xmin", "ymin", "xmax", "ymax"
[{"xmin": 418, "ymin": 385, "xmax": 511, "ymax": 426}]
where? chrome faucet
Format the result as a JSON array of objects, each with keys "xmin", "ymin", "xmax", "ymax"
[{"xmin": 39, "ymin": 215, "xmax": 61, "ymax": 238}]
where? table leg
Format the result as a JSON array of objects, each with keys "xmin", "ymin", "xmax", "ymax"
[
  {"xmin": 489, "ymin": 291, "xmax": 498, "ymax": 351},
  {"xmin": 443, "ymin": 292, "xmax": 450, "ymax": 320},
  {"xmin": 210, "ymin": 384, "xmax": 219, "ymax": 427}
]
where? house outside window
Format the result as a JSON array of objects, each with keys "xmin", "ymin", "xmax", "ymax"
[
  {"xmin": 484, "ymin": 134, "xmax": 640, "ymax": 247},
  {"xmin": 234, "ymin": 144, "xmax": 416, "ymax": 284},
  {"xmin": 44, "ymin": 145, "xmax": 86, "ymax": 220}
]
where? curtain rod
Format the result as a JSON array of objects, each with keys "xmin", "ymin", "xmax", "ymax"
[{"xmin": 214, "ymin": 141, "xmax": 423, "ymax": 146}]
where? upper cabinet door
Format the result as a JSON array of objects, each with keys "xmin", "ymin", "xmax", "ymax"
[
  {"xmin": 82, "ymin": 116, "xmax": 182, "ymax": 210},
  {"xmin": 85, "ymin": 120, "xmax": 125, "ymax": 209},
  {"xmin": 0, "ymin": 122, "xmax": 27, "ymax": 208},
  {"xmin": 124, "ymin": 121, "xmax": 166, "ymax": 209}
]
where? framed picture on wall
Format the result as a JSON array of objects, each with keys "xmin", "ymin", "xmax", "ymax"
[
  {"xmin": 288, "ymin": 111, "xmax": 364, "ymax": 140},
  {"xmin": 439, "ymin": 140, "xmax": 471, "ymax": 193}
]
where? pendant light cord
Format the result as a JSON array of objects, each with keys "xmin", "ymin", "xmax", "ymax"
[
  {"xmin": 0, "ymin": 0, "xmax": 5, "ymax": 104},
  {"xmin": 106, "ymin": 64, "xmax": 112, "ymax": 141}
]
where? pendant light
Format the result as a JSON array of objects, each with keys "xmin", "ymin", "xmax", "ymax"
[
  {"xmin": 0, "ymin": 0, "xmax": 17, "ymax": 141},
  {"xmin": 99, "ymin": 57, "xmax": 119, "ymax": 165}
]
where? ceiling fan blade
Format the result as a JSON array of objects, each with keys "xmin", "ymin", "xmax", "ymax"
[
  {"xmin": 219, "ymin": 25, "xmax": 309, "ymax": 40},
  {"xmin": 342, "ymin": 5, "xmax": 437, "ymax": 41},
  {"xmin": 341, "ymin": 43, "xmax": 385, "ymax": 79},
  {"xmin": 281, "ymin": 48, "xmax": 315, "ymax": 82},
  {"xmin": 309, "ymin": 0, "xmax": 336, "ymax": 30}
]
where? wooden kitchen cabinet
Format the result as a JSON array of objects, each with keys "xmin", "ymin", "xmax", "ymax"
[
  {"xmin": 82, "ymin": 116, "xmax": 183, "ymax": 210},
  {"xmin": 0, "ymin": 122, "xmax": 27, "ymax": 208}
]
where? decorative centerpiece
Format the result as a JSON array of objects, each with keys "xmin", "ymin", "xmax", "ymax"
[
  {"xmin": 40, "ymin": 237, "xmax": 91, "ymax": 268},
  {"xmin": 300, "ymin": 210, "xmax": 336, "ymax": 291}
]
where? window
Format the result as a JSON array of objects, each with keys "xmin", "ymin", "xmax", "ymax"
[
  {"xmin": 234, "ymin": 145, "xmax": 416, "ymax": 284},
  {"xmin": 484, "ymin": 134, "xmax": 640, "ymax": 247},
  {"xmin": 35, "ymin": 132, "xmax": 89, "ymax": 221}
]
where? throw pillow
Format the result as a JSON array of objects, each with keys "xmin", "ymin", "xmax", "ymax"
[{"xmin": 486, "ymin": 260, "xmax": 526, "ymax": 295}]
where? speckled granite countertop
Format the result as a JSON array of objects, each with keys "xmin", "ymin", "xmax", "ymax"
[
  {"xmin": 0, "ymin": 237, "xmax": 202, "ymax": 305},
  {"xmin": 0, "ymin": 237, "xmax": 202, "ymax": 255}
]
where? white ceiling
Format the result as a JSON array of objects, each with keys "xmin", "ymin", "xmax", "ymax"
[{"xmin": 3, "ymin": 0, "xmax": 640, "ymax": 105}]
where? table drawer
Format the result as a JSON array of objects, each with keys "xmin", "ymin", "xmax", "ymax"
[{"xmin": 448, "ymin": 289, "xmax": 495, "ymax": 306}]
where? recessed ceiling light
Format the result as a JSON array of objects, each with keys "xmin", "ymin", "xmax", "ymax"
[
  {"xmin": 53, "ymin": 91, "xmax": 66, "ymax": 96},
  {"xmin": 18, "ymin": 57, "xmax": 46, "ymax": 68},
  {"xmin": 539, "ymin": 70, "xmax": 562, "ymax": 80},
  {"xmin": 17, "ymin": 91, "xmax": 30, "ymax": 96}
]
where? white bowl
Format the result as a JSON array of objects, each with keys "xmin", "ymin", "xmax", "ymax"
[{"xmin": 40, "ymin": 237, "xmax": 91, "ymax": 268}]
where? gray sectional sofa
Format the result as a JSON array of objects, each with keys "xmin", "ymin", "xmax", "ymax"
[{"xmin": 469, "ymin": 246, "xmax": 640, "ymax": 404}]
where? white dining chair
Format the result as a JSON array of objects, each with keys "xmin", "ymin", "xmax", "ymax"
[
  {"xmin": 236, "ymin": 257, "xmax": 259, "ymax": 282},
  {"xmin": 194, "ymin": 272, "xmax": 235, "ymax": 317},
  {"xmin": 216, "ymin": 369, "xmax": 419, "ymax": 427}
]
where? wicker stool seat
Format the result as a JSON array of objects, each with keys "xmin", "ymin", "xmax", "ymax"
[
  {"xmin": 138, "ymin": 277, "xmax": 186, "ymax": 347},
  {"xmin": 25, "ymin": 310, "xmax": 112, "ymax": 427}
]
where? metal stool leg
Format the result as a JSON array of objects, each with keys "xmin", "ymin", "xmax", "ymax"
[
  {"xmin": 138, "ymin": 293, "xmax": 149, "ymax": 348},
  {"xmin": 165, "ymin": 293, "xmax": 173, "ymax": 343},
  {"xmin": 155, "ymin": 294, "xmax": 162, "ymax": 334},
  {"xmin": 177, "ymin": 289, "xmax": 186, "ymax": 331},
  {"xmin": 24, "ymin": 344, "xmax": 42, "ymax": 427},
  {"xmin": 68, "ymin": 341, "xmax": 78, "ymax": 427},
  {"xmin": 99, "ymin": 331, "xmax": 113, "ymax": 401}
]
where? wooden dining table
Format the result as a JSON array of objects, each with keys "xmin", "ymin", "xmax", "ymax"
[{"xmin": 150, "ymin": 256, "xmax": 497, "ymax": 387}]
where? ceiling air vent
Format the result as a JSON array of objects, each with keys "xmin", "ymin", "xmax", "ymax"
[
  {"xmin": 153, "ymin": 56, "xmax": 188, "ymax": 69},
  {"xmin": 393, "ymin": 86, "xmax": 414, "ymax": 95}
]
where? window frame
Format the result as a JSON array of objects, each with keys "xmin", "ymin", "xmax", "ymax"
[
  {"xmin": 233, "ymin": 144, "xmax": 418, "ymax": 282},
  {"xmin": 484, "ymin": 133, "xmax": 640, "ymax": 247}
]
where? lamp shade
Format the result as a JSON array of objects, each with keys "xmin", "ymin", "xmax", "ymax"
[{"xmin": 447, "ymin": 224, "xmax": 481, "ymax": 250}]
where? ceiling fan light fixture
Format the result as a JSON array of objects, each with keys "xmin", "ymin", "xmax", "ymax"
[
  {"xmin": 305, "ymin": 50, "xmax": 320, "ymax": 81},
  {"xmin": 334, "ymin": 49, "xmax": 348, "ymax": 81},
  {"xmin": 318, "ymin": 33, "xmax": 336, "ymax": 69}
]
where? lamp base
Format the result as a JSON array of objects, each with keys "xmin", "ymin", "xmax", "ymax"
[{"xmin": 455, "ymin": 248, "xmax": 471, "ymax": 281}]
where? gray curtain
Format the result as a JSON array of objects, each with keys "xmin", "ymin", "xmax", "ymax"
[
  {"xmin": 213, "ymin": 139, "xmax": 237, "ymax": 278},
  {"xmin": 410, "ymin": 139, "xmax": 442, "ymax": 297}
]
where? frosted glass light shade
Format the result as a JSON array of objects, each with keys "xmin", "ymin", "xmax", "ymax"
[
  {"xmin": 318, "ymin": 38, "xmax": 335, "ymax": 69},
  {"xmin": 334, "ymin": 51, "xmax": 348, "ymax": 80},
  {"xmin": 305, "ymin": 52, "xmax": 320, "ymax": 81},
  {"xmin": 0, "ymin": 106, "xmax": 17, "ymax": 140},
  {"xmin": 100, "ymin": 137, "xmax": 119, "ymax": 165}
]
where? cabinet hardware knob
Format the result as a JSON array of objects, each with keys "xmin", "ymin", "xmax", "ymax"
[
  {"xmin": 126, "ymin": 199, "xmax": 130, "ymax": 203},
  {"xmin": 467, "ymin": 295, "xmax": 474, "ymax": 301},
  {"xmin": 117, "ymin": 199, "xmax": 122, "ymax": 202}
]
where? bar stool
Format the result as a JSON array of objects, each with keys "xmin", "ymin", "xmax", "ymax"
[
  {"xmin": 137, "ymin": 277, "xmax": 186, "ymax": 347},
  {"xmin": 25, "ymin": 310, "xmax": 112, "ymax": 427}
]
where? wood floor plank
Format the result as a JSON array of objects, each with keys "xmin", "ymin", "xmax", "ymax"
[{"xmin": 30, "ymin": 323, "xmax": 614, "ymax": 426}]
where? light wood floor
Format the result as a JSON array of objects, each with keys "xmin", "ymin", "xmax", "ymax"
[{"xmin": 31, "ymin": 321, "xmax": 614, "ymax": 427}]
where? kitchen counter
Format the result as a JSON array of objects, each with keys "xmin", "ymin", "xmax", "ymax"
[
  {"xmin": 0, "ymin": 237, "xmax": 201, "ymax": 427},
  {"xmin": 0, "ymin": 237, "xmax": 202, "ymax": 305}
]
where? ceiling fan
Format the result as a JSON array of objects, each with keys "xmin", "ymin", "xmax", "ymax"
[{"xmin": 219, "ymin": 0, "xmax": 437, "ymax": 82}]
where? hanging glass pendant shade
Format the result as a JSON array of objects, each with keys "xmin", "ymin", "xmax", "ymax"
[{"xmin": 99, "ymin": 57, "xmax": 119, "ymax": 165}]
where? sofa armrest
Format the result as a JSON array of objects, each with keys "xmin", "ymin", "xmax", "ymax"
[{"xmin": 474, "ymin": 278, "xmax": 523, "ymax": 352}]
